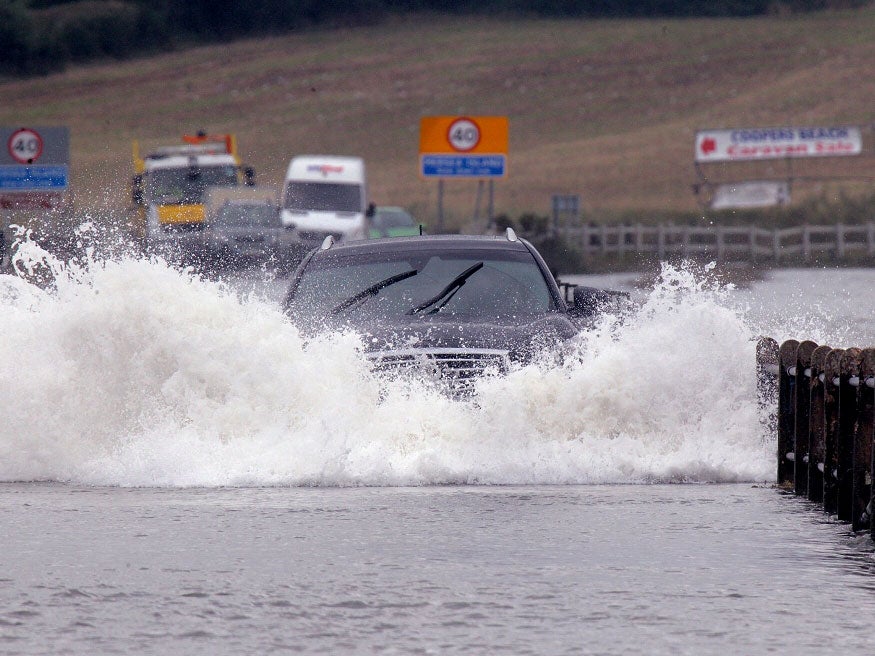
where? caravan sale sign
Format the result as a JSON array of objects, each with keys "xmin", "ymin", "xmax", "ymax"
[{"xmin": 695, "ymin": 126, "xmax": 861, "ymax": 162}]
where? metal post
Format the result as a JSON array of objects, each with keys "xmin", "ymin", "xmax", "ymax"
[
  {"xmin": 473, "ymin": 180, "xmax": 484, "ymax": 224},
  {"xmin": 437, "ymin": 179, "xmax": 444, "ymax": 234},
  {"xmin": 823, "ymin": 348, "xmax": 844, "ymax": 515},
  {"xmin": 487, "ymin": 180, "xmax": 494, "ymax": 229},
  {"xmin": 778, "ymin": 339, "xmax": 800, "ymax": 488},
  {"xmin": 794, "ymin": 340, "xmax": 818, "ymax": 497}
]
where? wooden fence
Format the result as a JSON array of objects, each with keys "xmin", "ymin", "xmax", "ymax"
[
  {"xmin": 757, "ymin": 337, "xmax": 874, "ymax": 541},
  {"xmin": 555, "ymin": 223, "xmax": 875, "ymax": 262}
]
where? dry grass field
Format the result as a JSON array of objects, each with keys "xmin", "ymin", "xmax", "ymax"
[{"xmin": 1, "ymin": 9, "xmax": 874, "ymax": 228}]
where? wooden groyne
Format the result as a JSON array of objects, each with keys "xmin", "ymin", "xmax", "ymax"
[{"xmin": 758, "ymin": 337, "xmax": 874, "ymax": 540}]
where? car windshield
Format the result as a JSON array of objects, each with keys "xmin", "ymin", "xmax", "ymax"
[
  {"xmin": 284, "ymin": 182, "xmax": 361, "ymax": 213},
  {"xmin": 146, "ymin": 165, "xmax": 239, "ymax": 204},
  {"xmin": 286, "ymin": 247, "xmax": 555, "ymax": 326},
  {"xmin": 214, "ymin": 204, "xmax": 279, "ymax": 227},
  {"xmin": 374, "ymin": 209, "xmax": 414, "ymax": 229}
]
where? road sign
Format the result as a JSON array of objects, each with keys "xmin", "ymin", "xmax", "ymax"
[
  {"xmin": 421, "ymin": 155, "xmax": 505, "ymax": 178},
  {"xmin": 0, "ymin": 127, "xmax": 69, "ymax": 201},
  {"xmin": 0, "ymin": 165, "xmax": 69, "ymax": 190},
  {"xmin": 8, "ymin": 128, "xmax": 43, "ymax": 164},
  {"xmin": 420, "ymin": 116, "xmax": 508, "ymax": 178},
  {"xmin": 0, "ymin": 126, "xmax": 69, "ymax": 167},
  {"xmin": 695, "ymin": 126, "xmax": 862, "ymax": 162}
]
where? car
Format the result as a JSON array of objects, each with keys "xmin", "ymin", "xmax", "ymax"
[
  {"xmin": 200, "ymin": 199, "xmax": 304, "ymax": 269},
  {"xmin": 282, "ymin": 229, "xmax": 620, "ymax": 395},
  {"xmin": 368, "ymin": 205, "xmax": 421, "ymax": 238}
]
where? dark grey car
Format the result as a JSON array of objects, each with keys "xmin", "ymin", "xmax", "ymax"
[
  {"xmin": 283, "ymin": 230, "xmax": 620, "ymax": 394},
  {"xmin": 201, "ymin": 201, "xmax": 303, "ymax": 269}
]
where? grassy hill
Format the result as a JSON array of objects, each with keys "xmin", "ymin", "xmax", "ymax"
[{"xmin": 1, "ymin": 9, "xmax": 874, "ymax": 229}]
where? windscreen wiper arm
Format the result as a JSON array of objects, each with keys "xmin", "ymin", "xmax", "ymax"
[
  {"xmin": 406, "ymin": 262, "xmax": 484, "ymax": 316},
  {"xmin": 331, "ymin": 269, "xmax": 418, "ymax": 315}
]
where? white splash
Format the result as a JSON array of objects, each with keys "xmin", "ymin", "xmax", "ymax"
[{"xmin": 0, "ymin": 237, "xmax": 778, "ymax": 486}]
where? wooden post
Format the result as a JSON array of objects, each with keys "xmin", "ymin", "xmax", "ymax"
[
  {"xmin": 716, "ymin": 226, "xmax": 725, "ymax": 261},
  {"xmin": 837, "ymin": 348, "xmax": 862, "ymax": 522},
  {"xmin": 823, "ymin": 348, "xmax": 845, "ymax": 515},
  {"xmin": 794, "ymin": 340, "xmax": 818, "ymax": 497},
  {"xmin": 836, "ymin": 222, "xmax": 845, "ymax": 259},
  {"xmin": 756, "ymin": 337, "xmax": 779, "ymax": 439},
  {"xmin": 657, "ymin": 225, "xmax": 665, "ymax": 260},
  {"xmin": 852, "ymin": 348, "xmax": 875, "ymax": 531},
  {"xmin": 778, "ymin": 339, "xmax": 800, "ymax": 488},
  {"xmin": 808, "ymin": 345, "xmax": 831, "ymax": 503},
  {"xmin": 773, "ymin": 229, "xmax": 780, "ymax": 264},
  {"xmin": 802, "ymin": 225, "xmax": 811, "ymax": 261}
]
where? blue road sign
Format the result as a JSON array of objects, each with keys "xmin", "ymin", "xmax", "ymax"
[
  {"xmin": 421, "ymin": 155, "xmax": 506, "ymax": 178},
  {"xmin": 0, "ymin": 165, "xmax": 68, "ymax": 190}
]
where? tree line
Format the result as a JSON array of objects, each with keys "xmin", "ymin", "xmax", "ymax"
[{"xmin": 0, "ymin": 0, "xmax": 858, "ymax": 77}]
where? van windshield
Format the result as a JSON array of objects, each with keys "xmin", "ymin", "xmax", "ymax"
[
  {"xmin": 284, "ymin": 182, "xmax": 362, "ymax": 213},
  {"xmin": 146, "ymin": 166, "xmax": 239, "ymax": 205}
]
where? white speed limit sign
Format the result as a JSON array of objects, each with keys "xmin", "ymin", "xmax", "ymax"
[
  {"xmin": 447, "ymin": 118, "xmax": 480, "ymax": 152},
  {"xmin": 8, "ymin": 128, "xmax": 43, "ymax": 164}
]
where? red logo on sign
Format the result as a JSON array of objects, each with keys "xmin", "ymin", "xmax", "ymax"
[
  {"xmin": 699, "ymin": 137, "xmax": 717, "ymax": 155},
  {"xmin": 700, "ymin": 137, "xmax": 717, "ymax": 155}
]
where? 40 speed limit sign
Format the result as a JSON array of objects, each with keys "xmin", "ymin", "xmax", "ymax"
[
  {"xmin": 420, "ymin": 116, "xmax": 508, "ymax": 178},
  {"xmin": 447, "ymin": 118, "xmax": 481, "ymax": 152},
  {"xmin": 8, "ymin": 128, "xmax": 43, "ymax": 164}
]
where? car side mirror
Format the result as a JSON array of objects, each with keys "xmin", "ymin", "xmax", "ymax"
[
  {"xmin": 244, "ymin": 167, "xmax": 256, "ymax": 186},
  {"xmin": 365, "ymin": 202, "xmax": 376, "ymax": 218},
  {"xmin": 569, "ymin": 286, "xmax": 630, "ymax": 319}
]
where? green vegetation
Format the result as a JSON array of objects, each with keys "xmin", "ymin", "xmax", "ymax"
[{"xmin": 1, "ymin": 0, "xmax": 862, "ymax": 76}]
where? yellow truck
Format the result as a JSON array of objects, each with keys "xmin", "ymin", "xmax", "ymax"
[{"xmin": 131, "ymin": 132, "xmax": 254, "ymax": 250}]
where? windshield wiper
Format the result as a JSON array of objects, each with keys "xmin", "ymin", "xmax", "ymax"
[
  {"xmin": 407, "ymin": 262, "xmax": 484, "ymax": 316},
  {"xmin": 330, "ymin": 269, "xmax": 418, "ymax": 315}
]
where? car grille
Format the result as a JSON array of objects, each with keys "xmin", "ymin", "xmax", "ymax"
[{"xmin": 367, "ymin": 348, "xmax": 509, "ymax": 394}]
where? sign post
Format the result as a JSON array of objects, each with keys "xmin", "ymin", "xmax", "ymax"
[
  {"xmin": 0, "ymin": 126, "xmax": 70, "ymax": 267},
  {"xmin": 693, "ymin": 125, "xmax": 865, "ymax": 209},
  {"xmin": 420, "ymin": 116, "xmax": 508, "ymax": 232}
]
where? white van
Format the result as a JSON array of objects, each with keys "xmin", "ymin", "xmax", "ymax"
[{"xmin": 281, "ymin": 155, "xmax": 369, "ymax": 248}]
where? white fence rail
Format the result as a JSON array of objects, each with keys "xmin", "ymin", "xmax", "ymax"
[{"xmin": 550, "ymin": 223, "xmax": 875, "ymax": 261}]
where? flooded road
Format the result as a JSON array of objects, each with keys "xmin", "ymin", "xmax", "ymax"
[{"xmin": 1, "ymin": 246, "xmax": 874, "ymax": 653}]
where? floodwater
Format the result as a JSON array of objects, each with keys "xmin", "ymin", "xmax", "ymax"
[{"xmin": 1, "ymin": 241, "xmax": 874, "ymax": 654}]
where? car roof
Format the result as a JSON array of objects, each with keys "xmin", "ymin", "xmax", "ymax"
[{"xmin": 314, "ymin": 234, "xmax": 529, "ymax": 257}]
